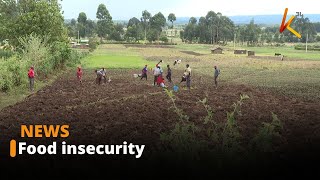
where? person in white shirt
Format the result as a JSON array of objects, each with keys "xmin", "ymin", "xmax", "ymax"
[
  {"xmin": 180, "ymin": 64, "xmax": 192, "ymax": 90},
  {"xmin": 99, "ymin": 68, "xmax": 107, "ymax": 84},
  {"xmin": 153, "ymin": 60, "xmax": 162, "ymax": 86}
]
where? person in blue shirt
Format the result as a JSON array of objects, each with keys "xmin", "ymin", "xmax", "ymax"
[{"xmin": 141, "ymin": 65, "xmax": 148, "ymax": 80}]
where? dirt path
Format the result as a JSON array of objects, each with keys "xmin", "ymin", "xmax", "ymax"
[{"xmin": 0, "ymin": 69, "xmax": 319, "ymax": 151}]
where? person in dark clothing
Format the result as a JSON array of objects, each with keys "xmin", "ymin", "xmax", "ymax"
[
  {"xmin": 166, "ymin": 65, "xmax": 172, "ymax": 83},
  {"xmin": 214, "ymin": 66, "xmax": 220, "ymax": 89},
  {"xmin": 141, "ymin": 65, "xmax": 148, "ymax": 80}
]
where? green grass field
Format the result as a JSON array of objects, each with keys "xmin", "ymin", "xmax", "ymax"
[
  {"xmin": 82, "ymin": 45, "xmax": 149, "ymax": 69},
  {"xmin": 82, "ymin": 54, "xmax": 148, "ymax": 69}
]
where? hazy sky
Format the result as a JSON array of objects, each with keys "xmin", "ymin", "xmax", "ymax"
[{"xmin": 60, "ymin": 0, "xmax": 320, "ymax": 20}]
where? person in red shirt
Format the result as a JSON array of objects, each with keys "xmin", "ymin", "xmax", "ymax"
[
  {"xmin": 157, "ymin": 75, "xmax": 167, "ymax": 88},
  {"xmin": 28, "ymin": 66, "xmax": 35, "ymax": 92},
  {"xmin": 76, "ymin": 67, "xmax": 83, "ymax": 84}
]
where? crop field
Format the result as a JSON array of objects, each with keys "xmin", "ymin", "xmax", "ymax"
[{"xmin": 0, "ymin": 44, "xmax": 319, "ymax": 172}]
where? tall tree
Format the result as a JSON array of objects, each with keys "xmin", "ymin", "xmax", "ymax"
[
  {"xmin": 126, "ymin": 17, "xmax": 143, "ymax": 42},
  {"xmin": 206, "ymin": 11, "xmax": 217, "ymax": 44},
  {"xmin": 96, "ymin": 3, "xmax": 113, "ymax": 42},
  {"xmin": 3, "ymin": 0, "xmax": 67, "ymax": 46},
  {"xmin": 77, "ymin": 12, "xmax": 87, "ymax": 25},
  {"xmin": 150, "ymin": 12, "xmax": 166, "ymax": 41},
  {"xmin": 77, "ymin": 12, "xmax": 87, "ymax": 38},
  {"xmin": 141, "ymin": 10, "xmax": 151, "ymax": 43},
  {"xmin": 168, "ymin": 13, "xmax": 176, "ymax": 29},
  {"xmin": 85, "ymin": 19, "xmax": 96, "ymax": 37}
]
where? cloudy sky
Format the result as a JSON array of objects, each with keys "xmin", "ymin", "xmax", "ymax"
[{"xmin": 60, "ymin": 0, "xmax": 320, "ymax": 20}]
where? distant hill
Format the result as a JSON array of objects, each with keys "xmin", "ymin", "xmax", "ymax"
[{"xmin": 175, "ymin": 14, "xmax": 320, "ymax": 26}]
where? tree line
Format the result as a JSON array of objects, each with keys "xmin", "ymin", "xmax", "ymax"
[
  {"xmin": 180, "ymin": 13, "xmax": 319, "ymax": 45},
  {"xmin": 1, "ymin": 1, "xmax": 319, "ymax": 46},
  {"xmin": 65, "ymin": 5, "xmax": 177, "ymax": 43}
]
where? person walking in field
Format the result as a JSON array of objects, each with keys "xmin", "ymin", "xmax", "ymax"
[
  {"xmin": 141, "ymin": 65, "xmax": 148, "ymax": 80},
  {"xmin": 77, "ymin": 66, "xmax": 83, "ymax": 84},
  {"xmin": 180, "ymin": 64, "xmax": 192, "ymax": 90},
  {"xmin": 28, "ymin": 66, "xmax": 35, "ymax": 92},
  {"xmin": 95, "ymin": 69, "xmax": 103, "ymax": 85},
  {"xmin": 99, "ymin": 67, "xmax": 107, "ymax": 84},
  {"xmin": 153, "ymin": 60, "xmax": 162, "ymax": 86},
  {"xmin": 166, "ymin": 65, "xmax": 172, "ymax": 83},
  {"xmin": 214, "ymin": 66, "xmax": 220, "ymax": 89}
]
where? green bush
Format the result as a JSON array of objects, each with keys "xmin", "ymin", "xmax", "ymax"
[
  {"xmin": 88, "ymin": 38, "xmax": 98, "ymax": 52},
  {"xmin": 0, "ymin": 49, "xmax": 15, "ymax": 59},
  {"xmin": 0, "ymin": 33, "xmax": 87, "ymax": 92},
  {"xmin": 0, "ymin": 72, "xmax": 13, "ymax": 92},
  {"xmin": 160, "ymin": 36, "xmax": 169, "ymax": 43}
]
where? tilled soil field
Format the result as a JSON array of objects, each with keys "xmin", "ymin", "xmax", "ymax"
[
  {"xmin": 0, "ymin": 69, "xmax": 319, "ymax": 178},
  {"xmin": 0, "ymin": 69, "xmax": 319, "ymax": 149}
]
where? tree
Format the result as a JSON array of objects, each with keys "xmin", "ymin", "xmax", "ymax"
[
  {"xmin": 0, "ymin": 0, "xmax": 18, "ymax": 40},
  {"xmin": 77, "ymin": 12, "xmax": 87, "ymax": 25},
  {"xmin": 147, "ymin": 29, "xmax": 158, "ymax": 42},
  {"xmin": 96, "ymin": 4, "xmax": 113, "ymax": 42},
  {"xmin": 181, "ymin": 11, "xmax": 234, "ymax": 45},
  {"xmin": 183, "ymin": 17, "xmax": 198, "ymax": 43},
  {"xmin": 110, "ymin": 24, "xmax": 125, "ymax": 41},
  {"xmin": 150, "ymin": 12, "xmax": 166, "ymax": 41},
  {"xmin": 77, "ymin": 12, "xmax": 87, "ymax": 38},
  {"xmin": 4, "ymin": 0, "xmax": 67, "ymax": 46},
  {"xmin": 85, "ymin": 19, "xmax": 96, "ymax": 37},
  {"xmin": 189, "ymin": 17, "xmax": 197, "ymax": 25},
  {"xmin": 128, "ymin": 17, "xmax": 140, "ymax": 27},
  {"xmin": 141, "ymin": 10, "xmax": 151, "ymax": 43},
  {"xmin": 71, "ymin": 19, "xmax": 77, "ymax": 26},
  {"xmin": 168, "ymin": 13, "xmax": 176, "ymax": 29},
  {"xmin": 198, "ymin": 17, "xmax": 209, "ymax": 43},
  {"xmin": 206, "ymin": 11, "xmax": 217, "ymax": 44},
  {"xmin": 126, "ymin": 17, "xmax": 143, "ymax": 42}
]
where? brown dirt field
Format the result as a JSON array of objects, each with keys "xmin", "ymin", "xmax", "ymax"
[
  {"xmin": 124, "ymin": 44, "xmax": 175, "ymax": 49},
  {"xmin": 0, "ymin": 69, "xmax": 319, "ymax": 153},
  {"xmin": 180, "ymin": 51, "xmax": 204, "ymax": 56}
]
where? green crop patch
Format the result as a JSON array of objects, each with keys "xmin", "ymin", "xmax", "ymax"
[{"xmin": 82, "ymin": 54, "xmax": 149, "ymax": 69}]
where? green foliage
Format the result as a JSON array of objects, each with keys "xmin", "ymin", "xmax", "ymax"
[
  {"xmin": 147, "ymin": 29, "xmax": 158, "ymax": 42},
  {"xmin": 161, "ymin": 93, "xmax": 281, "ymax": 159},
  {"xmin": 295, "ymin": 44, "xmax": 320, "ymax": 51},
  {"xmin": 222, "ymin": 95, "xmax": 249, "ymax": 153},
  {"xmin": 165, "ymin": 89, "xmax": 189, "ymax": 121},
  {"xmin": 18, "ymin": 34, "xmax": 51, "ymax": 77},
  {"xmin": 96, "ymin": 4, "xmax": 113, "ymax": 40},
  {"xmin": 159, "ymin": 35, "xmax": 169, "ymax": 43},
  {"xmin": 3, "ymin": 0, "xmax": 67, "ymax": 46},
  {"xmin": 141, "ymin": 10, "xmax": 152, "ymax": 42},
  {"xmin": 109, "ymin": 24, "xmax": 125, "ymax": 41},
  {"xmin": 168, "ymin": 13, "xmax": 176, "ymax": 29},
  {"xmin": 0, "ymin": 49, "xmax": 15, "ymax": 59},
  {"xmin": 88, "ymin": 38, "xmax": 98, "ymax": 52},
  {"xmin": 77, "ymin": 12, "xmax": 87, "ymax": 25},
  {"xmin": 161, "ymin": 90, "xmax": 204, "ymax": 160},
  {"xmin": 150, "ymin": 12, "xmax": 166, "ymax": 39},
  {"xmin": 0, "ymin": 56, "xmax": 27, "ymax": 92},
  {"xmin": 251, "ymin": 113, "xmax": 283, "ymax": 152},
  {"xmin": 0, "ymin": 33, "xmax": 86, "ymax": 93}
]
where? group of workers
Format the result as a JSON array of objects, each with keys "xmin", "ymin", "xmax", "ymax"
[
  {"xmin": 140, "ymin": 60, "xmax": 220, "ymax": 90},
  {"xmin": 27, "ymin": 60, "xmax": 220, "ymax": 92}
]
